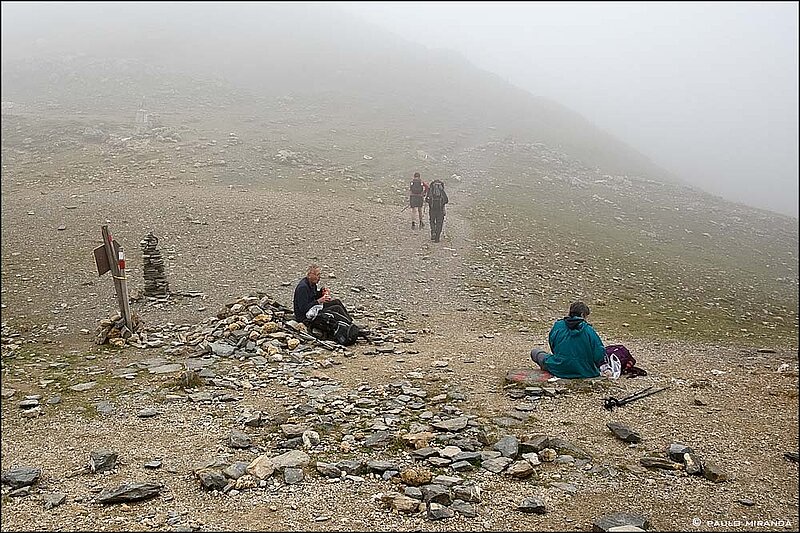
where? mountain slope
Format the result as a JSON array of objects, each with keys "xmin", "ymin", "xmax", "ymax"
[{"xmin": 2, "ymin": 2, "xmax": 676, "ymax": 184}]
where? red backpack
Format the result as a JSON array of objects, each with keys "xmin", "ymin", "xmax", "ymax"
[{"xmin": 604, "ymin": 345, "xmax": 647, "ymax": 377}]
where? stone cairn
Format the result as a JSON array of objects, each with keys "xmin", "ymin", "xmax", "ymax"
[{"xmin": 140, "ymin": 232, "xmax": 169, "ymax": 297}]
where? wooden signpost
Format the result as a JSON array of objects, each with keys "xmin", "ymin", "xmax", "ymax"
[{"xmin": 93, "ymin": 225, "xmax": 133, "ymax": 333}]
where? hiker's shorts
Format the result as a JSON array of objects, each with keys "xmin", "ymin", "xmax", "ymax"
[{"xmin": 410, "ymin": 196, "xmax": 424, "ymax": 208}]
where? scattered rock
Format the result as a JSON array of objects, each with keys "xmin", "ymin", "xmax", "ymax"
[
  {"xmin": 1, "ymin": 467, "xmax": 41, "ymax": 489},
  {"xmin": 593, "ymin": 512, "xmax": 651, "ymax": 532},
  {"xmin": 89, "ymin": 450, "xmax": 118, "ymax": 473},
  {"xmin": 43, "ymin": 493, "xmax": 67, "ymax": 510},
  {"xmin": 607, "ymin": 422, "xmax": 642, "ymax": 443},
  {"xmin": 518, "ymin": 497, "xmax": 547, "ymax": 514},
  {"xmin": 96, "ymin": 482, "xmax": 162, "ymax": 504},
  {"xmin": 702, "ymin": 462, "xmax": 727, "ymax": 483}
]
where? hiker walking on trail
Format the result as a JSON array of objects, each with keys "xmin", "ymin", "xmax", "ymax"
[
  {"xmin": 409, "ymin": 172, "xmax": 428, "ymax": 230},
  {"xmin": 425, "ymin": 178, "xmax": 448, "ymax": 242},
  {"xmin": 530, "ymin": 301, "xmax": 606, "ymax": 379}
]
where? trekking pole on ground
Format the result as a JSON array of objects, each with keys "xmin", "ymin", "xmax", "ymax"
[{"xmin": 603, "ymin": 386, "xmax": 669, "ymax": 411}]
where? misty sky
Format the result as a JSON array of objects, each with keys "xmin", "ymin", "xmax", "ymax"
[{"xmin": 339, "ymin": 1, "xmax": 799, "ymax": 218}]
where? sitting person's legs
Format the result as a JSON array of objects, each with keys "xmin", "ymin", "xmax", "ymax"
[
  {"xmin": 530, "ymin": 348, "xmax": 549, "ymax": 370},
  {"xmin": 323, "ymin": 299, "xmax": 352, "ymax": 321}
]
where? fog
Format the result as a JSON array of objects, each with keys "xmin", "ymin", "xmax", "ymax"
[
  {"xmin": 2, "ymin": 2, "xmax": 797, "ymax": 218},
  {"xmin": 339, "ymin": 1, "xmax": 799, "ymax": 218}
]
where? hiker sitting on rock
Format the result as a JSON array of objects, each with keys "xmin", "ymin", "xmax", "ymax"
[
  {"xmin": 530, "ymin": 301, "xmax": 606, "ymax": 379},
  {"xmin": 293, "ymin": 264, "xmax": 367, "ymax": 343},
  {"xmin": 293, "ymin": 263, "xmax": 353, "ymax": 325}
]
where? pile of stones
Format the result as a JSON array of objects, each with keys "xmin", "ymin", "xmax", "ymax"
[
  {"xmin": 139, "ymin": 232, "xmax": 170, "ymax": 297},
  {"xmin": 95, "ymin": 312, "xmax": 144, "ymax": 347}
]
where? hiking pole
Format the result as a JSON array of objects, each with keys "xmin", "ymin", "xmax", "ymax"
[
  {"xmin": 603, "ymin": 386, "xmax": 669, "ymax": 411},
  {"xmin": 400, "ymin": 204, "xmax": 409, "ymax": 213}
]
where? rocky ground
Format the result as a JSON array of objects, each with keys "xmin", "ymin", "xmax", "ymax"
[{"xmin": 1, "ymin": 105, "xmax": 798, "ymax": 532}]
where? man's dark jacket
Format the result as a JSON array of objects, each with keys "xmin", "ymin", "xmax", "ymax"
[{"xmin": 293, "ymin": 277, "xmax": 322, "ymax": 322}]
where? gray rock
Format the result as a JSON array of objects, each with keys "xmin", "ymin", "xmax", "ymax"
[
  {"xmin": 94, "ymin": 401, "xmax": 114, "ymax": 414},
  {"xmin": 453, "ymin": 484, "xmax": 481, "ymax": 503},
  {"xmin": 519, "ymin": 435, "xmax": 549, "ymax": 454},
  {"xmin": 148, "ymin": 363, "xmax": 183, "ymax": 374},
  {"xmin": 335, "ymin": 459, "xmax": 365, "ymax": 476},
  {"xmin": 284, "ymin": 467, "xmax": 304, "ymax": 484},
  {"xmin": 422, "ymin": 484, "xmax": 452, "ymax": 504},
  {"xmin": 19, "ymin": 399, "xmax": 39, "ymax": 409},
  {"xmin": 667, "ymin": 443, "xmax": 694, "ymax": 462},
  {"xmin": 785, "ymin": 451, "xmax": 799, "ymax": 463},
  {"xmin": 545, "ymin": 437, "xmax": 592, "ymax": 459},
  {"xmin": 210, "ymin": 342, "xmax": 235, "ymax": 356},
  {"xmin": 365, "ymin": 431, "xmax": 392, "ymax": 448},
  {"xmin": 452, "ymin": 451, "xmax": 482, "ymax": 465},
  {"xmin": 367, "ymin": 460, "xmax": 398, "ymax": 473},
  {"xmin": 432, "ymin": 416, "xmax": 469, "ymax": 432},
  {"xmin": 137, "ymin": 408, "xmax": 160, "ymax": 418},
  {"xmin": 518, "ymin": 497, "xmax": 547, "ymax": 514},
  {"xmin": 412, "ymin": 447, "xmax": 439, "ymax": 459},
  {"xmin": 96, "ymin": 482, "xmax": 162, "ymax": 503},
  {"xmin": 592, "ymin": 512, "xmax": 651, "ymax": 532},
  {"xmin": 69, "ymin": 382, "xmax": 97, "ymax": 392},
  {"xmin": 703, "ymin": 462, "xmax": 727, "ymax": 483},
  {"xmin": 607, "ymin": 422, "xmax": 642, "ymax": 443},
  {"xmin": 244, "ymin": 413, "xmax": 264, "ymax": 427},
  {"xmin": 426, "ymin": 456, "xmax": 451, "ymax": 468},
  {"xmin": 426, "ymin": 502, "xmax": 455, "ymax": 520},
  {"xmin": 382, "ymin": 470, "xmax": 399, "ymax": 480},
  {"xmin": 10, "ymin": 487, "xmax": 30, "ymax": 497},
  {"xmin": 222, "ymin": 462, "xmax": 248, "ymax": 480},
  {"xmin": 43, "ymin": 493, "xmax": 67, "ymax": 510},
  {"xmin": 684, "ymin": 453, "xmax": 703, "ymax": 475},
  {"xmin": 315, "ymin": 462, "xmax": 342, "ymax": 478},
  {"xmin": 640, "ymin": 457, "xmax": 682, "ymax": 470},
  {"xmin": 381, "ymin": 491, "xmax": 419, "ymax": 513},
  {"xmin": 494, "ymin": 435, "xmax": 520, "ymax": 458},
  {"xmin": 450, "ymin": 499, "xmax": 477, "ymax": 518},
  {"xmin": 737, "ymin": 498, "xmax": 755, "ymax": 507},
  {"xmin": 451, "ymin": 460, "xmax": 474, "ymax": 472},
  {"xmin": 144, "ymin": 459, "xmax": 162, "ymax": 470},
  {"xmin": 280, "ymin": 423, "xmax": 308, "ymax": 437},
  {"xmin": 404, "ymin": 486, "xmax": 424, "ymax": 500},
  {"xmin": 90, "ymin": 450, "xmax": 118, "ymax": 473},
  {"xmin": 506, "ymin": 460, "xmax": 536, "ymax": 479},
  {"xmin": 550, "ymin": 482, "xmax": 578, "ymax": 494},
  {"xmin": 2, "ymin": 467, "xmax": 42, "ymax": 489},
  {"xmin": 197, "ymin": 470, "xmax": 227, "ymax": 491},
  {"xmin": 480, "ymin": 450, "xmax": 502, "ymax": 461},
  {"xmin": 432, "ymin": 475, "xmax": 462, "ymax": 487},
  {"xmin": 482, "ymin": 456, "xmax": 513, "ymax": 473},
  {"xmin": 555, "ymin": 454, "xmax": 575, "ymax": 464},
  {"xmin": 229, "ymin": 430, "xmax": 252, "ymax": 449}
]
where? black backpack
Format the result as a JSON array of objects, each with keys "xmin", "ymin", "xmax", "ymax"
[
  {"xmin": 315, "ymin": 311, "xmax": 359, "ymax": 346},
  {"xmin": 333, "ymin": 321, "xmax": 360, "ymax": 346},
  {"xmin": 429, "ymin": 181, "xmax": 445, "ymax": 209},
  {"xmin": 410, "ymin": 178, "xmax": 423, "ymax": 195}
]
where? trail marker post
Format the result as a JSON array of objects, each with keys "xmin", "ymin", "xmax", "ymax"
[{"xmin": 94, "ymin": 225, "xmax": 133, "ymax": 333}]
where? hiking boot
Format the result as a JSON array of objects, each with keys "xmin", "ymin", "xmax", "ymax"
[{"xmin": 411, "ymin": 222, "xmax": 416, "ymax": 229}]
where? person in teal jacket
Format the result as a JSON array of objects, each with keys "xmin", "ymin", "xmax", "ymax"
[{"xmin": 530, "ymin": 301, "xmax": 606, "ymax": 379}]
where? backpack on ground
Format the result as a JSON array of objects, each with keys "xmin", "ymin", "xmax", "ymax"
[
  {"xmin": 410, "ymin": 178, "xmax": 424, "ymax": 195},
  {"xmin": 429, "ymin": 181, "xmax": 445, "ymax": 209},
  {"xmin": 604, "ymin": 344, "xmax": 647, "ymax": 377},
  {"xmin": 333, "ymin": 320, "xmax": 360, "ymax": 346}
]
